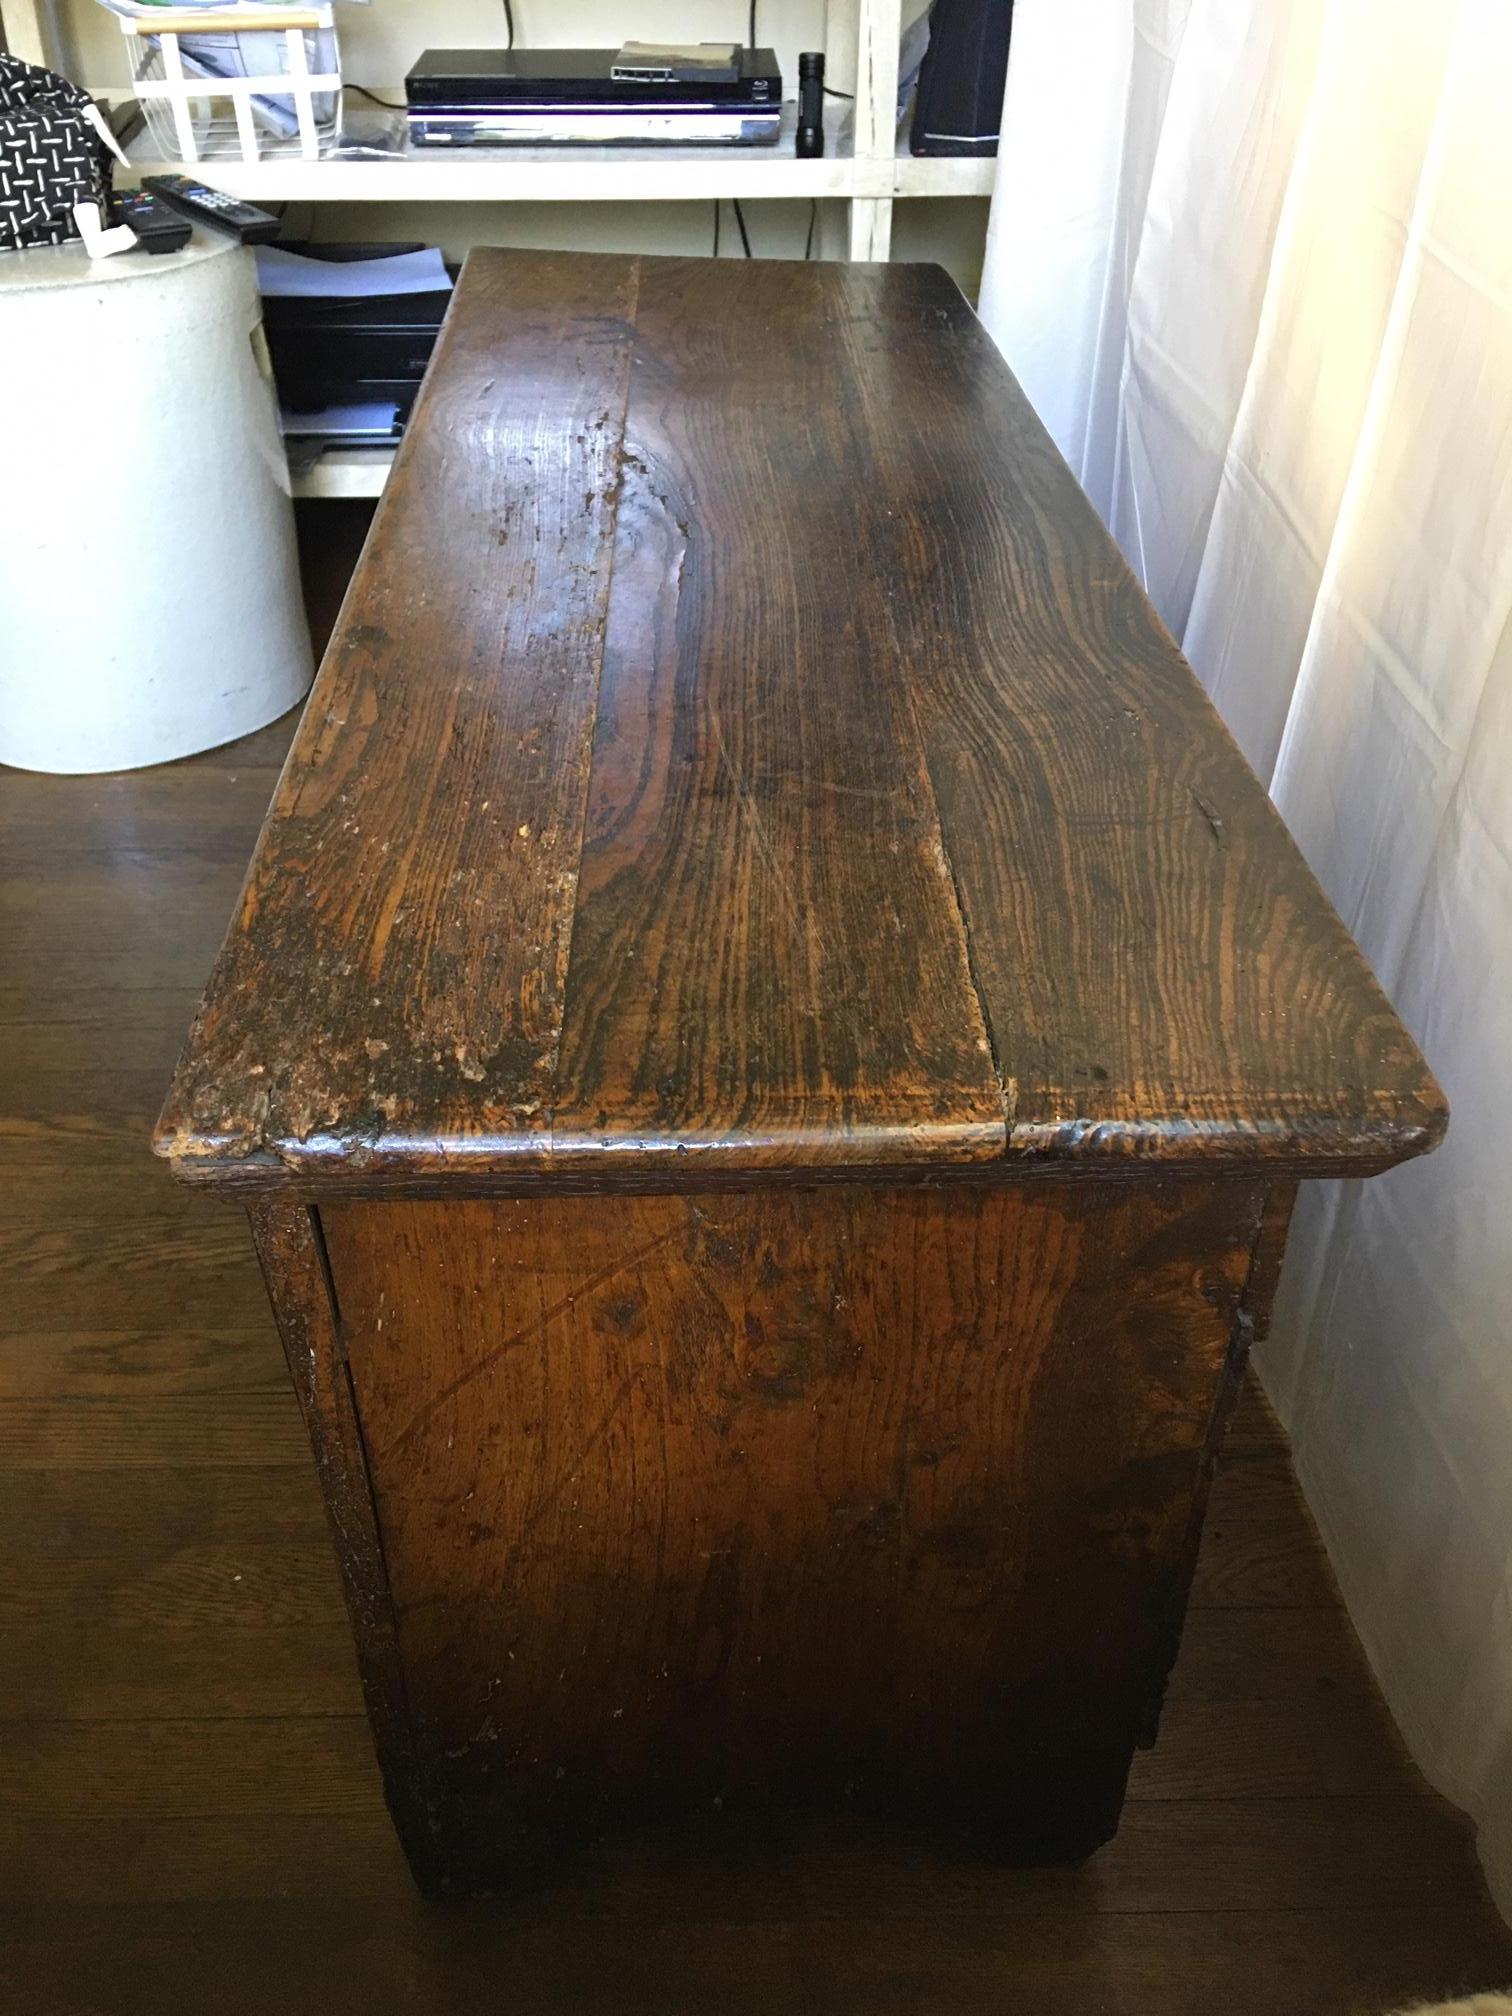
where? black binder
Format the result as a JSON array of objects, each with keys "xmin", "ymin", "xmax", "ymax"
[{"xmin": 909, "ymin": 0, "xmax": 1013, "ymax": 158}]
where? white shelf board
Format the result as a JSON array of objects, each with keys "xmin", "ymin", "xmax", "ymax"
[
  {"xmin": 128, "ymin": 101, "xmax": 851, "ymax": 201},
  {"xmin": 123, "ymin": 101, "xmax": 992, "ymax": 203},
  {"xmin": 893, "ymin": 144, "xmax": 995, "ymax": 199},
  {"xmin": 290, "ymin": 445, "xmax": 395, "ymax": 499}
]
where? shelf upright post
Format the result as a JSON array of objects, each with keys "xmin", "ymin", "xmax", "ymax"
[{"xmin": 848, "ymin": 0, "xmax": 902, "ymax": 261}]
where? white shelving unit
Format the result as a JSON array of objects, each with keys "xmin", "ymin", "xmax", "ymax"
[
  {"xmin": 281, "ymin": 443, "xmax": 393, "ymax": 497},
  {"xmin": 3, "ymin": 0, "xmax": 993, "ymax": 496},
  {"xmin": 108, "ymin": 101, "xmax": 993, "ymax": 208}
]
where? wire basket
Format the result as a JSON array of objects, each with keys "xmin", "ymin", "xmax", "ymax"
[{"xmin": 116, "ymin": 5, "xmax": 342, "ymax": 163}]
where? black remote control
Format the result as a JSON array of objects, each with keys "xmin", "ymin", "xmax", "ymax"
[
  {"xmin": 141, "ymin": 173, "xmax": 282, "ymax": 246},
  {"xmin": 110, "ymin": 188, "xmax": 192, "ymax": 255}
]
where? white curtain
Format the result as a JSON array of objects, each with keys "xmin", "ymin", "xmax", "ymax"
[{"xmin": 979, "ymin": 0, "xmax": 1512, "ymax": 1920}]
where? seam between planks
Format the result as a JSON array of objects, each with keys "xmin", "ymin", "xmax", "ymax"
[{"xmin": 543, "ymin": 255, "xmax": 645, "ymax": 1168}]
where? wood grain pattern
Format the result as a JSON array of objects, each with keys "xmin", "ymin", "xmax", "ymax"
[
  {"xmin": 832, "ymin": 261, "xmax": 1442, "ymax": 1171},
  {"xmin": 320, "ymin": 1177, "xmax": 1264, "ymax": 1888},
  {"xmin": 550, "ymin": 259, "xmax": 1003, "ymax": 1172},
  {"xmin": 154, "ymin": 250, "xmax": 1444, "ymax": 1194},
  {"xmin": 156, "ymin": 251, "xmax": 643, "ymax": 1181}
]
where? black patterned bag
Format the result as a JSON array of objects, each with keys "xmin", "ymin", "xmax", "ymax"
[{"xmin": 0, "ymin": 52, "xmax": 113, "ymax": 252}]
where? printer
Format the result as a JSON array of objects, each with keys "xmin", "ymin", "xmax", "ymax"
[{"xmin": 258, "ymin": 244, "xmax": 454, "ymax": 449}]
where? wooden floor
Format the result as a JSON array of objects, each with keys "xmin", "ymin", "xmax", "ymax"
[{"xmin": 3, "ymin": 506, "xmax": 1509, "ymax": 2014}]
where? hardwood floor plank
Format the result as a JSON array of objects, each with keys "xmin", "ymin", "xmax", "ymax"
[
  {"xmin": 4, "ymin": 1717, "xmax": 382, "ymax": 1820},
  {"xmin": 0, "ymin": 1000, "xmax": 203, "ymax": 1056},
  {"xmin": 0, "ymin": 1465, "xmax": 321, "ymax": 1553},
  {"xmin": 0, "ymin": 1543, "xmax": 344, "ymax": 1632},
  {"xmin": 0, "ymin": 1220, "xmax": 263, "ymax": 1332},
  {"xmin": 0, "ymin": 1626, "xmax": 362, "ymax": 1722},
  {"xmin": 1129, "ymin": 1696, "xmax": 1419, "ymax": 1800},
  {"xmin": 0, "ymin": 1799, "xmax": 1481, "ymax": 1915},
  {"xmin": 0, "ymin": 1693, "xmax": 1423, "ymax": 1829},
  {"xmin": 0, "ymin": 767, "xmax": 284, "ymax": 870},
  {"xmin": 0, "ymin": 1071, "xmax": 216, "ymax": 1168},
  {"xmin": 1, "ymin": 1171, "xmax": 243, "ymax": 1224},
  {"xmin": 0, "ymin": 853, "xmax": 265, "ymax": 945},
  {"xmin": 1163, "ymin": 1603, "xmax": 1373, "ymax": 1701},
  {"xmin": 1223, "ymin": 1374, "xmax": 1290, "ymax": 1458},
  {"xmin": 3, "ymin": 1904, "xmax": 1505, "ymax": 2016},
  {"xmin": 1190, "ymin": 1455, "xmax": 1338, "ymax": 1607},
  {"xmin": 0, "ymin": 1329, "xmax": 283, "ymax": 1400},
  {"xmin": 0, "ymin": 1816, "xmax": 411, "ymax": 1908},
  {"xmin": 0, "ymin": 1389, "xmax": 305, "ymax": 1468},
  {"xmin": 0, "ymin": 945, "xmax": 240, "ymax": 1014}
]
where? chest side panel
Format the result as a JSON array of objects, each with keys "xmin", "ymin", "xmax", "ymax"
[{"xmin": 322, "ymin": 1176, "xmax": 1265, "ymax": 1877}]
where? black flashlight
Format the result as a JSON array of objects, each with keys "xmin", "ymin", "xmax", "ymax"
[{"xmin": 797, "ymin": 50, "xmax": 825, "ymax": 157}]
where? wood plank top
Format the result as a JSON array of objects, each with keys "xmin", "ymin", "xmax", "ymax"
[{"xmin": 155, "ymin": 249, "xmax": 1445, "ymax": 1194}]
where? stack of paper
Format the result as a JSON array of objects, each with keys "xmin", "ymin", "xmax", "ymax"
[{"xmin": 254, "ymin": 246, "xmax": 452, "ymax": 300}]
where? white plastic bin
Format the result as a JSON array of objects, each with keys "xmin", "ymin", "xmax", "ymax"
[
  {"xmin": 0, "ymin": 231, "xmax": 313, "ymax": 774},
  {"xmin": 115, "ymin": 3, "xmax": 343, "ymax": 166}
]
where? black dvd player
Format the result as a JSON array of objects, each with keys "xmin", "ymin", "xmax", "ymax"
[
  {"xmin": 406, "ymin": 47, "xmax": 780, "ymax": 109},
  {"xmin": 404, "ymin": 47, "xmax": 783, "ymax": 148}
]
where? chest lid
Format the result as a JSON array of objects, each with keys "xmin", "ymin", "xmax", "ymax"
[{"xmin": 155, "ymin": 249, "xmax": 1445, "ymax": 1195}]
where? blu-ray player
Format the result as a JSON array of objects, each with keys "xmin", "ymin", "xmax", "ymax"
[{"xmin": 404, "ymin": 47, "xmax": 783, "ymax": 148}]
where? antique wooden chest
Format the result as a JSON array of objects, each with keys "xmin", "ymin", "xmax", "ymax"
[{"xmin": 156, "ymin": 249, "xmax": 1445, "ymax": 1894}]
